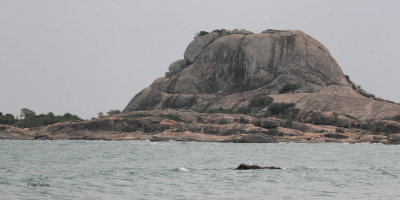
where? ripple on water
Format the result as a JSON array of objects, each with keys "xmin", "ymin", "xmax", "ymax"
[{"xmin": 0, "ymin": 141, "xmax": 400, "ymax": 199}]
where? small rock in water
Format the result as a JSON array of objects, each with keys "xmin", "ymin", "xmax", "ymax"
[{"xmin": 235, "ymin": 163, "xmax": 281, "ymax": 170}]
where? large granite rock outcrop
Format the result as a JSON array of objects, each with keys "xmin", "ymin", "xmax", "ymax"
[{"xmin": 124, "ymin": 29, "xmax": 400, "ymax": 120}]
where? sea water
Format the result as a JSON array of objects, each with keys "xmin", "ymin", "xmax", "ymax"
[{"xmin": 0, "ymin": 140, "xmax": 399, "ymax": 199}]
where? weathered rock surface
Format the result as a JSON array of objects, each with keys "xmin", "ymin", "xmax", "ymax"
[
  {"xmin": 335, "ymin": 115, "xmax": 357, "ymax": 128},
  {"xmin": 124, "ymin": 29, "xmax": 400, "ymax": 120},
  {"xmin": 184, "ymin": 32, "xmax": 221, "ymax": 64},
  {"xmin": 297, "ymin": 110, "xmax": 336, "ymax": 125},
  {"xmin": 232, "ymin": 134, "xmax": 277, "ymax": 143},
  {"xmin": 1, "ymin": 110, "xmax": 398, "ymax": 144},
  {"xmin": 0, "ymin": 125, "xmax": 34, "ymax": 139},
  {"xmin": 166, "ymin": 59, "xmax": 188, "ymax": 77}
]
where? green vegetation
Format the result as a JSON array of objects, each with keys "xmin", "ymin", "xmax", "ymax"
[
  {"xmin": 268, "ymin": 103, "xmax": 296, "ymax": 115},
  {"xmin": 0, "ymin": 108, "xmax": 83, "ymax": 128},
  {"xmin": 265, "ymin": 129, "xmax": 283, "ymax": 136},
  {"xmin": 249, "ymin": 95, "xmax": 273, "ymax": 107},
  {"xmin": 97, "ymin": 109, "xmax": 122, "ymax": 118},
  {"xmin": 206, "ymin": 108, "xmax": 239, "ymax": 114},
  {"xmin": 211, "ymin": 29, "xmax": 231, "ymax": 35},
  {"xmin": 158, "ymin": 114, "xmax": 184, "ymax": 122},
  {"xmin": 124, "ymin": 113, "xmax": 146, "ymax": 118},
  {"xmin": 344, "ymin": 114, "xmax": 357, "ymax": 120},
  {"xmin": 194, "ymin": 31, "xmax": 209, "ymax": 38},
  {"xmin": 239, "ymin": 117, "xmax": 249, "ymax": 124},
  {"xmin": 323, "ymin": 133, "xmax": 348, "ymax": 139},
  {"xmin": 346, "ymin": 75, "xmax": 377, "ymax": 99},
  {"xmin": 217, "ymin": 119, "xmax": 228, "ymax": 124},
  {"xmin": 345, "ymin": 75, "xmax": 351, "ymax": 83},
  {"xmin": 357, "ymin": 85, "xmax": 375, "ymax": 99},
  {"xmin": 373, "ymin": 125, "xmax": 396, "ymax": 135},
  {"xmin": 0, "ymin": 112, "xmax": 16, "ymax": 125},
  {"xmin": 391, "ymin": 115, "xmax": 400, "ymax": 122},
  {"xmin": 98, "ymin": 112, "xmax": 105, "ymax": 118},
  {"xmin": 263, "ymin": 103, "xmax": 298, "ymax": 120},
  {"xmin": 107, "ymin": 110, "xmax": 121, "ymax": 115},
  {"xmin": 279, "ymin": 84, "xmax": 299, "ymax": 94}
]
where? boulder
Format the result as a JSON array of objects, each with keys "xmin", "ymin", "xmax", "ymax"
[
  {"xmin": 312, "ymin": 111, "xmax": 336, "ymax": 125},
  {"xmin": 297, "ymin": 110, "xmax": 309, "ymax": 123},
  {"xmin": 258, "ymin": 117, "xmax": 287, "ymax": 128},
  {"xmin": 231, "ymin": 29, "xmax": 240, "ymax": 34},
  {"xmin": 336, "ymin": 115, "xmax": 357, "ymax": 128},
  {"xmin": 167, "ymin": 59, "xmax": 188, "ymax": 75},
  {"xmin": 235, "ymin": 163, "xmax": 281, "ymax": 170},
  {"xmin": 183, "ymin": 32, "xmax": 221, "ymax": 64},
  {"xmin": 297, "ymin": 110, "xmax": 336, "ymax": 125},
  {"xmin": 230, "ymin": 29, "xmax": 253, "ymax": 35}
]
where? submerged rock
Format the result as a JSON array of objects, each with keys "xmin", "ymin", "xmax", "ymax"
[{"xmin": 235, "ymin": 163, "xmax": 281, "ymax": 170}]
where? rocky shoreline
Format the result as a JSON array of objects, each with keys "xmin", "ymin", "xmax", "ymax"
[{"xmin": 1, "ymin": 109, "xmax": 399, "ymax": 144}]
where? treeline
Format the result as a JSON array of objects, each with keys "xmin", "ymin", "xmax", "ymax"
[
  {"xmin": 97, "ymin": 110, "xmax": 121, "ymax": 118},
  {"xmin": 0, "ymin": 108, "xmax": 123, "ymax": 128},
  {"xmin": 0, "ymin": 108, "xmax": 83, "ymax": 128}
]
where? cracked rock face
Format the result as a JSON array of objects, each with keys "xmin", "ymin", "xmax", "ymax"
[
  {"xmin": 172, "ymin": 31, "xmax": 348, "ymax": 94},
  {"xmin": 124, "ymin": 29, "xmax": 400, "ymax": 120}
]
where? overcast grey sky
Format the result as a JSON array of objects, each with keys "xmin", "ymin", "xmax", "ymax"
[{"xmin": 0, "ymin": 0, "xmax": 399, "ymax": 119}]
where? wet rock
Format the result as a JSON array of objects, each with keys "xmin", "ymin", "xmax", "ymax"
[
  {"xmin": 235, "ymin": 163, "xmax": 281, "ymax": 170},
  {"xmin": 34, "ymin": 135, "xmax": 50, "ymax": 140},
  {"xmin": 149, "ymin": 136, "xmax": 170, "ymax": 141},
  {"xmin": 232, "ymin": 134, "xmax": 277, "ymax": 143}
]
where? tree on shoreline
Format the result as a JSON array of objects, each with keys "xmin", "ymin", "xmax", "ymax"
[
  {"xmin": 0, "ymin": 108, "xmax": 83, "ymax": 128},
  {"xmin": 107, "ymin": 110, "xmax": 121, "ymax": 115},
  {"xmin": 0, "ymin": 112, "xmax": 16, "ymax": 125}
]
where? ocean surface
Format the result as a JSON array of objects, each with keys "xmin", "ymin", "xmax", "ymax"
[{"xmin": 0, "ymin": 140, "xmax": 399, "ymax": 200}]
